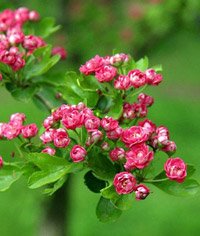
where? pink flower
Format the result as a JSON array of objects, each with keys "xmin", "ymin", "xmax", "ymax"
[
  {"xmin": 41, "ymin": 147, "xmax": 56, "ymax": 156},
  {"xmin": 121, "ymin": 126, "xmax": 148, "ymax": 147},
  {"xmin": 138, "ymin": 119, "xmax": 156, "ymax": 137},
  {"xmin": 135, "ymin": 184, "xmax": 150, "ymax": 200},
  {"xmin": 21, "ymin": 123, "xmax": 38, "ymax": 138},
  {"xmin": 62, "ymin": 110, "xmax": 84, "ymax": 130},
  {"xmin": 40, "ymin": 128, "xmax": 55, "ymax": 144},
  {"xmin": 43, "ymin": 115, "xmax": 55, "ymax": 129},
  {"xmin": 109, "ymin": 147, "xmax": 125, "ymax": 161},
  {"xmin": 113, "ymin": 172, "xmax": 137, "ymax": 194},
  {"xmin": 101, "ymin": 142, "xmax": 110, "ymax": 151},
  {"xmin": 128, "ymin": 69, "xmax": 146, "ymax": 88},
  {"xmin": 86, "ymin": 130, "xmax": 103, "ymax": 145},
  {"xmin": 84, "ymin": 116, "xmax": 100, "ymax": 132},
  {"xmin": 114, "ymin": 75, "xmax": 131, "ymax": 90},
  {"xmin": 29, "ymin": 10, "xmax": 40, "ymax": 21},
  {"xmin": 7, "ymin": 31, "xmax": 24, "ymax": 44},
  {"xmin": 0, "ymin": 123, "xmax": 6, "ymax": 139},
  {"xmin": 123, "ymin": 103, "xmax": 135, "ymax": 119},
  {"xmin": 156, "ymin": 126, "xmax": 169, "ymax": 145},
  {"xmin": 161, "ymin": 140, "xmax": 177, "ymax": 154},
  {"xmin": 106, "ymin": 126, "xmax": 122, "ymax": 140},
  {"xmin": 109, "ymin": 53, "xmax": 129, "ymax": 65},
  {"xmin": 2, "ymin": 123, "xmax": 21, "ymax": 140},
  {"xmin": 132, "ymin": 103, "xmax": 148, "ymax": 118},
  {"xmin": 79, "ymin": 55, "xmax": 104, "ymax": 75},
  {"xmin": 145, "ymin": 69, "xmax": 163, "ymax": 86},
  {"xmin": 52, "ymin": 46, "xmax": 67, "ymax": 60},
  {"xmin": 164, "ymin": 157, "xmax": 187, "ymax": 183},
  {"xmin": 70, "ymin": 145, "xmax": 87, "ymax": 162},
  {"xmin": 95, "ymin": 65, "xmax": 117, "ymax": 83},
  {"xmin": 101, "ymin": 117, "xmax": 119, "ymax": 131},
  {"xmin": 0, "ymin": 156, "xmax": 3, "ymax": 168},
  {"xmin": 53, "ymin": 128, "xmax": 70, "ymax": 148},
  {"xmin": 125, "ymin": 143, "xmax": 153, "ymax": 170},
  {"xmin": 14, "ymin": 7, "xmax": 30, "ymax": 23},
  {"xmin": 23, "ymin": 35, "xmax": 45, "ymax": 51},
  {"xmin": 137, "ymin": 93, "xmax": 154, "ymax": 107}
]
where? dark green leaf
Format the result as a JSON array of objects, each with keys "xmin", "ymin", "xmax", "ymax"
[
  {"xmin": 153, "ymin": 179, "xmax": 200, "ymax": 196},
  {"xmin": 0, "ymin": 163, "xmax": 23, "ymax": 191},
  {"xmin": 84, "ymin": 170, "xmax": 106, "ymax": 193},
  {"xmin": 87, "ymin": 150, "xmax": 116, "ymax": 181},
  {"xmin": 0, "ymin": 62, "xmax": 13, "ymax": 75},
  {"xmin": 96, "ymin": 197, "xmax": 122, "ymax": 222},
  {"xmin": 107, "ymin": 94, "xmax": 123, "ymax": 119}
]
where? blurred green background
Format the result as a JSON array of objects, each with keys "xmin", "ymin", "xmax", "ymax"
[{"xmin": 0, "ymin": 0, "xmax": 200, "ymax": 235}]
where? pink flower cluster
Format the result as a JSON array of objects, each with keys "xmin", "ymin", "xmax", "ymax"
[
  {"xmin": 0, "ymin": 8, "xmax": 67, "ymax": 74},
  {"xmin": 0, "ymin": 113, "xmax": 38, "ymax": 140},
  {"xmin": 123, "ymin": 93, "xmax": 154, "ymax": 119},
  {"xmin": 0, "ymin": 8, "xmax": 42, "ymax": 71},
  {"xmin": 79, "ymin": 54, "xmax": 162, "ymax": 87}
]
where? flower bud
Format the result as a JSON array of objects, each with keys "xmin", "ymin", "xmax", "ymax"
[
  {"xmin": 135, "ymin": 184, "xmax": 150, "ymax": 200},
  {"xmin": 41, "ymin": 147, "xmax": 56, "ymax": 156},
  {"xmin": 70, "ymin": 145, "xmax": 87, "ymax": 162}
]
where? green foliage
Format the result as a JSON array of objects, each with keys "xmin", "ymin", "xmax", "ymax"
[
  {"xmin": 96, "ymin": 197, "xmax": 122, "ymax": 223},
  {"xmin": 84, "ymin": 170, "xmax": 106, "ymax": 193}
]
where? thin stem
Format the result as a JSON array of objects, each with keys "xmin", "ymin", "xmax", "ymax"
[{"xmin": 128, "ymin": 84, "xmax": 148, "ymax": 98}]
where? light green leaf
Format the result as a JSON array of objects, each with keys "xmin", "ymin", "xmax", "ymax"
[
  {"xmin": 0, "ymin": 163, "xmax": 23, "ymax": 191},
  {"xmin": 136, "ymin": 56, "xmax": 149, "ymax": 71},
  {"xmin": 111, "ymin": 194, "xmax": 134, "ymax": 211}
]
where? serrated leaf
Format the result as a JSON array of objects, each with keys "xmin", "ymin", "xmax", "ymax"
[
  {"xmin": 136, "ymin": 56, "xmax": 149, "ymax": 71},
  {"xmin": 96, "ymin": 197, "xmax": 122, "ymax": 222},
  {"xmin": 0, "ymin": 163, "xmax": 23, "ymax": 191},
  {"xmin": 84, "ymin": 170, "xmax": 106, "ymax": 193},
  {"xmin": 87, "ymin": 150, "xmax": 116, "ymax": 181},
  {"xmin": 153, "ymin": 179, "xmax": 200, "ymax": 196}
]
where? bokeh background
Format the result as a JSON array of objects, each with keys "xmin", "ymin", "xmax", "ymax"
[{"xmin": 0, "ymin": 0, "xmax": 200, "ymax": 235}]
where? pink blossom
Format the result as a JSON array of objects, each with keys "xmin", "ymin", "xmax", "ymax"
[
  {"xmin": 79, "ymin": 55, "xmax": 104, "ymax": 75},
  {"xmin": 109, "ymin": 147, "xmax": 125, "ymax": 161},
  {"xmin": 29, "ymin": 10, "xmax": 40, "ymax": 21},
  {"xmin": 137, "ymin": 93, "xmax": 154, "ymax": 107},
  {"xmin": 113, "ymin": 172, "xmax": 137, "ymax": 194},
  {"xmin": 10, "ymin": 113, "xmax": 26, "ymax": 123},
  {"xmin": 62, "ymin": 109, "xmax": 84, "ymax": 130},
  {"xmin": 95, "ymin": 65, "xmax": 117, "ymax": 83},
  {"xmin": 125, "ymin": 143, "xmax": 154, "ymax": 170},
  {"xmin": 135, "ymin": 184, "xmax": 150, "ymax": 200},
  {"xmin": 14, "ymin": 7, "xmax": 30, "ymax": 23},
  {"xmin": 101, "ymin": 142, "xmax": 110, "ymax": 151},
  {"xmin": 0, "ymin": 123, "xmax": 6, "ymax": 138},
  {"xmin": 41, "ymin": 147, "xmax": 56, "ymax": 156},
  {"xmin": 0, "ymin": 156, "xmax": 3, "ymax": 168},
  {"xmin": 86, "ymin": 130, "xmax": 103, "ymax": 146},
  {"xmin": 164, "ymin": 157, "xmax": 187, "ymax": 183},
  {"xmin": 156, "ymin": 126, "xmax": 169, "ymax": 145},
  {"xmin": 40, "ymin": 128, "xmax": 55, "ymax": 144},
  {"xmin": 70, "ymin": 145, "xmax": 87, "ymax": 162},
  {"xmin": 7, "ymin": 30, "xmax": 24, "ymax": 44},
  {"xmin": 138, "ymin": 119, "xmax": 156, "ymax": 137},
  {"xmin": 109, "ymin": 53, "xmax": 129, "ymax": 65},
  {"xmin": 106, "ymin": 126, "xmax": 123, "ymax": 140},
  {"xmin": 114, "ymin": 75, "xmax": 131, "ymax": 90},
  {"xmin": 162, "ymin": 140, "xmax": 177, "ymax": 154},
  {"xmin": 53, "ymin": 128, "xmax": 70, "ymax": 148},
  {"xmin": 52, "ymin": 46, "xmax": 67, "ymax": 60},
  {"xmin": 121, "ymin": 126, "xmax": 148, "ymax": 147},
  {"xmin": 123, "ymin": 103, "xmax": 135, "ymax": 119},
  {"xmin": 101, "ymin": 117, "xmax": 119, "ymax": 131},
  {"xmin": 132, "ymin": 103, "xmax": 148, "ymax": 118},
  {"xmin": 128, "ymin": 69, "xmax": 146, "ymax": 88},
  {"xmin": 23, "ymin": 35, "xmax": 45, "ymax": 51},
  {"xmin": 84, "ymin": 116, "xmax": 100, "ymax": 132},
  {"xmin": 2, "ymin": 123, "xmax": 21, "ymax": 140},
  {"xmin": 43, "ymin": 115, "xmax": 55, "ymax": 129},
  {"xmin": 21, "ymin": 123, "xmax": 38, "ymax": 138},
  {"xmin": 145, "ymin": 69, "xmax": 163, "ymax": 86}
]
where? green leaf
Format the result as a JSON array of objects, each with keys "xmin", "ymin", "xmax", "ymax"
[
  {"xmin": 0, "ymin": 163, "xmax": 23, "ymax": 191},
  {"xmin": 111, "ymin": 194, "xmax": 134, "ymax": 211},
  {"xmin": 25, "ymin": 54, "xmax": 60, "ymax": 79},
  {"xmin": 6, "ymin": 83, "xmax": 38, "ymax": 102},
  {"xmin": 96, "ymin": 197, "xmax": 122, "ymax": 222},
  {"xmin": 101, "ymin": 184, "xmax": 119, "ymax": 199},
  {"xmin": 26, "ymin": 153, "xmax": 83, "ymax": 189},
  {"xmin": 107, "ymin": 94, "xmax": 123, "ymax": 119},
  {"xmin": 43, "ymin": 175, "xmax": 68, "ymax": 196},
  {"xmin": 153, "ymin": 179, "xmax": 200, "ymax": 196},
  {"xmin": 87, "ymin": 149, "xmax": 116, "ymax": 181},
  {"xmin": 135, "ymin": 56, "xmax": 149, "ymax": 71},
  {"xmin": 84, "ymin": 170, "xmax": 106, "ymax": 193},
  {"xmin": 152, "ymin": 64, "xmax": 163, "ymax": 72},
  {"xmin": 0, "ymin": 62, "xmax": 13, "ymax": 75}
]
